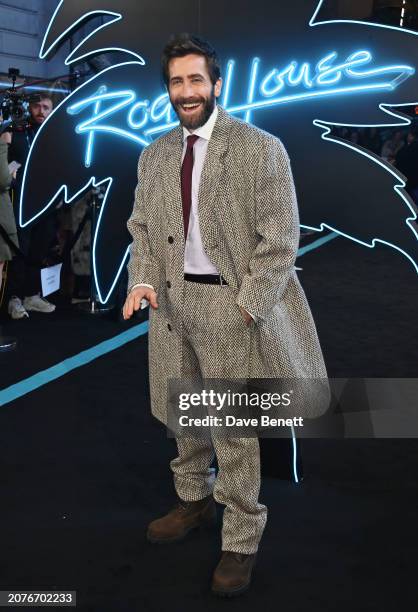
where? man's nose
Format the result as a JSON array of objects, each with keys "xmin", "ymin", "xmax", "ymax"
[{"xmin": 181, "ymin": 82, "xmax": 196, "ymax": 99}]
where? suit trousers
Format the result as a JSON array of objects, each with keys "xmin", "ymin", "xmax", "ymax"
[{"xmin": 169, "ymin": 280, "xmax": 267, "ymax": 554}]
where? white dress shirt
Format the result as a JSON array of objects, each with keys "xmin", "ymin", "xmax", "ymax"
[{"xmin": 182, "ymin": 104, "xmax": 219, "ymax": 274}]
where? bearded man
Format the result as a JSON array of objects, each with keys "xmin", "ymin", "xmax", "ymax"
[{"xmin": 124, "ymin": 33, "xmax": 327, "ymax": 597}]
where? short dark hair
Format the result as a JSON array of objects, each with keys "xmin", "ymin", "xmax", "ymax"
[
  {"xmin": 161, "ymin": 33, "xmax": 221, "ymax": 87},
  {"xmin": 30, "ymin": 93, "xmax": 54, "ymax": 106}
]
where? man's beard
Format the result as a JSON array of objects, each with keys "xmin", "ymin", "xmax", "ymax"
[{"xmin": 171, "ymin": 88, "xmax": 216, "ymax": 131}]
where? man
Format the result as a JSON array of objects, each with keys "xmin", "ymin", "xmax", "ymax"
[
  {"xmin": 0, "ymin": 130, "xmax": 18, "ymax": 293},
  {"xmin": 124, "ymin": 34, "xmax": 327, "ymax": 597},
  {"xmin": 7, "ymin": 94, "xmax": 56, "ymax": 319}
]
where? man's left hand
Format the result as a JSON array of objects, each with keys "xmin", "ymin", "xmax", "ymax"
[{"xmin": 239, "ymin": 306, "xmax": 254, "ymax": 326}]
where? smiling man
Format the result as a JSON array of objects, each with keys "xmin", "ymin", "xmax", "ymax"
[{"xmin": 124, "ymin": 33, "xmax": 327, "ymax": 597}]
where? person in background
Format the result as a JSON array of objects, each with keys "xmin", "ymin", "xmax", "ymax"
[
  {"xmin": 381, "ymin": 129, "xmax": 405, "ymax": 164},
  {"xmin": 395, "ymin": 125, "xmax": 418, "ymax": 206},
  {"xmin": 7, "ymin": 94, "xmax": 56, "ymax": 319},
  {"xmin": 0, "ymin": 130, "xmax": 18, "ymax": 296},
  {"xmin": 362, "ymin": 127, "xmax": 382, "ymax": 155}
]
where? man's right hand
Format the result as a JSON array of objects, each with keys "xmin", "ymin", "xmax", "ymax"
[{"xmin": 123, "ymin": 286, "xmax": 158, "ymax": 320}]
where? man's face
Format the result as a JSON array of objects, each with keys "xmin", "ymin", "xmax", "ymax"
[
  {"xmin": 167, "ymin": 53, "xmax": 222, "ymax": 131},
  {"xmin": 29, "ymin": 98, "xmax": 53, "ymax": 125}
]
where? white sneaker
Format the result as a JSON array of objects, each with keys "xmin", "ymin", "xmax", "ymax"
[
  {"xmin": 23, "ymin": 294, "xmax": 56, "ymax": 313},
  {"xmin": 8, "ymin": 296, "xmax": 29, "ymax": 320}
]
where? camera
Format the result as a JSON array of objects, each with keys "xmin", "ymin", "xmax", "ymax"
[{"xmin": 0, "ymin": 68, "xmax": 41, "ymax": 133}]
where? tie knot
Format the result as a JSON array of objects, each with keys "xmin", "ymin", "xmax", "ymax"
[{"xmin": 186, "ymin": 134, "xmax": 199, "ymax": 151}]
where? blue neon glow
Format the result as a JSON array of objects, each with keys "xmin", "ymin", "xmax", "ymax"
[
  {"xmin": 24, "ymin": 0, "xmax": 418, "ymax": 308},
  {"xmin": 0, "ymin": 83, "xmax": 70, "ymax": 94},
  {"xmin": 81, "ymin": 85, "xmax": 107, "ymax": 168},
  {"xmin": 301, "ymin": 119, "xmax": 418, "ymax": 273},
  {"xmin": 149, "ymin": 93, "xmax": 173, "ymax": 124},
  {"xmin": 127, "ymin": 100, "xmax": 149, "ymax": 129},
  {"xmin": 39, "ymin": 0, "xmax": 145, "ymax": 66},
  {"xmin": 67, "ymin": 87, "xmax": 150, "ymax": 158},
  {"xmin": 220, "ymin": 59, "xmax": 235, "ymax": 108},
  {"xmin": 63, "ymin": 48, "xmax": 414, "ymax": 167},
  {"xmin": 245, "ymin": 57, "xmax": 260, "ymax": 123},
  {"xmin": 290, "ymin": 424, "xmax": 299, "ymax": 483}
]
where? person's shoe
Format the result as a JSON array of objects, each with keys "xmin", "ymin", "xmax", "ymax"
[
  {"xmin": 23, "ymin": 294, "xmax": 56, "ymax": 313},
  {"xmin": 211, "ymin": 551, "xmax": 257, "ymax": 597},
  {"xmin": 8, "ymin": 296, "xmax": 29, "ymax": 320},
  {"xmin": 147, "ymin": 494, "xmax": 216, "ymax": 543}
]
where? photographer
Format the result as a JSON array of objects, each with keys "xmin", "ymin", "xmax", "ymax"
[
  {"xmin": 7, "ymin": 94, "xmax": 57, "ymax": 319},
  {"xmin": 0, "ymin": 130, "xmax": 18, "ymax": 296}
]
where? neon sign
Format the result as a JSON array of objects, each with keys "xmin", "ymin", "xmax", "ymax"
[
  {"xmin": 66, "ymin": 49, "xmax": 414, "ymax": 167},
  {"xmin": 19, "ymin": 0, "xmax": 418, "ymax": 311}
]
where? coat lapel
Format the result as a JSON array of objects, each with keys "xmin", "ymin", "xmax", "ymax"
[
  {"xmin": 162, "ymin": 124, "xmax": 185, "ymax": 244},
  {"xmin": 197, "ymin": 106, "xmax": 231, "ymax": 227}
]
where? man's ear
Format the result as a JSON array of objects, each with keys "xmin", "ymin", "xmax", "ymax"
[{"xmin": 215, "ymin": 77, "xmax": 222, "ymax": 99}]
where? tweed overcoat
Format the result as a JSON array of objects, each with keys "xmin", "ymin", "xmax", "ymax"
[{"xmin": 127, "ymin": 105, "xmax": 328, "ymax": 425}]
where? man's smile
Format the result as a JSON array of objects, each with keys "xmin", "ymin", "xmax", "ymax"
[{"xmin": 179, "ymin": 101, "xmax": 202, "ymax": 114}]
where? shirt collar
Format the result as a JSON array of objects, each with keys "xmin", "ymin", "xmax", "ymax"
[{"xmin": 182, "ymin": 104, "xmax": 218, "ymax": 143}]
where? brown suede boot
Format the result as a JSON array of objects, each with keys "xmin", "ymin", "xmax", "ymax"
[
  {"xmin": 146, "ymin": 495, "xmax": 216, "ymax": 543},
  {"xmin": 211, "ymin": 551, "xmax": 257, "ymax": 597}
]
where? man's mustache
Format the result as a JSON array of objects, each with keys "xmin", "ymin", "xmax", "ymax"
[{"xmin": 175, "ymin": 98, "xmax": 205, "ymax": 106}]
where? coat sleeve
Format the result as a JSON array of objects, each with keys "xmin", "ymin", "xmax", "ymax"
[
  {"xmin": 0, "ymin": 142, "xmax": 12, "ymax": 192},
  {"xmin": 126, "ymin": 148, "xmax": 161, "ymax": 294},
  {"xmin": 236, "ymin": 135, "xmax": 300, "ymax": 320}
]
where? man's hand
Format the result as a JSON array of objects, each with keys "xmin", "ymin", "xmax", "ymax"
[
  {"xmin": 123, "ymin": 286, "xmax": 158, "ymax": 320},
  {"xmin": 239, "ymin": 306, "xmax": 254, "ymax": 326}
]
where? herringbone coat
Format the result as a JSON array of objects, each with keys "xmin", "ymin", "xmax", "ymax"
[{"xmin": 127, "ymin": 105, "xmax": 328, "ymax": 424}]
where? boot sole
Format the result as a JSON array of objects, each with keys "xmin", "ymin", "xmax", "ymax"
[
  {"xmin": 211, "ymin": 580, "xmax": 251, "ymax": 598},
  {"xmin": 24, "ymin": 308, "xmax": 55, "ymax": 313}
]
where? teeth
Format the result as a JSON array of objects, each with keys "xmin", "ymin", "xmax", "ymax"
[{"xmin": 183, "ymin": 103, "xmax": 200, "ymax": 109}]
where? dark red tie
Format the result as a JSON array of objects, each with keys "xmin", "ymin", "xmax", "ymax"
[{"xmin": 181, "ymin": 134, "xmax": 199, "ymax": 239}]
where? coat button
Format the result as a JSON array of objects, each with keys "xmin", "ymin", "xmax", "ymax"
[
  {"xmin": 168, "ymin": 236, "xmax": 174, "ymax": 244},
  {"xmin": 166, "ymin": 281, "xmax": 171, "ymax": 288},
  {"xmin": 167, "ymin": 323, "xmax": 172, "ymax": 331}
]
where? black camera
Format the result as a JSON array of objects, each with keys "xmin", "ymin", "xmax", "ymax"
[{"xmin": 0, "ymin": 68, "xmax": 41, "ymax": 132}]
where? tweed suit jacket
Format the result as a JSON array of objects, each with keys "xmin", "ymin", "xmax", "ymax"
[{"xmin": 127, "ymin": 105, "xmax": 328, "ymax": 424}]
